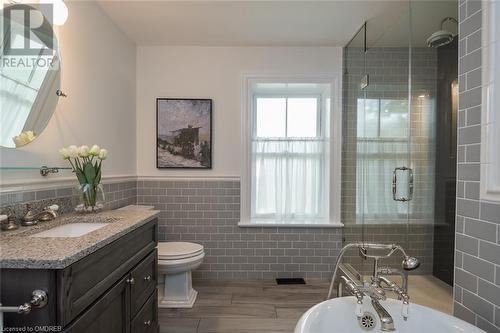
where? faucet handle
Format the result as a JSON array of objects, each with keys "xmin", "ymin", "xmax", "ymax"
[
  {"xmin": 372, "ymin": 285, "xmax": 386, "ymax": 300},
  {"xmin": 46, "ymin": 204, "xmax": 59, "ymax": 212},
  {"xmin": 355, "ymin": 301, "xmax": 363, "ymax": 318},
  {"xmin": 23, "ymin": 210, "xmax": 36, "ymax": 222},
  {"xmin": 402, "ymin": 301, "xmax": 409, "ymax": 320}
]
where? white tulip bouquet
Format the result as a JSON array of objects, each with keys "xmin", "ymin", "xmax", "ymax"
[{"xmin": 59, "ymin": 145, "xmax": 108, "ymax": 212}]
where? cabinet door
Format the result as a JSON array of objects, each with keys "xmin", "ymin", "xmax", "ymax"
[{"xmin": 64, "ymin": 275, "xmax": 130, "ymax": 333}]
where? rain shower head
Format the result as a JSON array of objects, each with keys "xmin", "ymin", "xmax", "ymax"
[
  {"xmin": 402, "ymin": 256, "xmax": 420, "ymax": 270},
  {"xmin": 426, "ymin": 17, "xmax": 458, "ymax": 48},
  {"xmin": 426, "ymin": 30, "xmax": 454, "ymax": 48}
]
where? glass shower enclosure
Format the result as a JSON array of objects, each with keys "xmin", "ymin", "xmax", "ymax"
[{"xmin": 342, "ymin": 1, "xmax": 458, "ymax": 284}]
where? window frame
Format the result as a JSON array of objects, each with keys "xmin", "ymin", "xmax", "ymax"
[
  {"xmin": 240, "ymin": 74, "xmax": 343, "ymax": 227},
  {"xmin": 480, "ymin": 0, "xmax": 500, "ymax": 202},
  {"xmin": 251, "ymin": 93, "xmax": 325, "ymax": 221}
]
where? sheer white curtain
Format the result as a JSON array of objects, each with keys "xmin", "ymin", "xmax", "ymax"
[
  {"xmin": 356, "ymin": 139, "xmax": 408, "ymax": 223},
  {"xmin": 252, "ymin": 139, "xmax": 325, "ymax": 221}
]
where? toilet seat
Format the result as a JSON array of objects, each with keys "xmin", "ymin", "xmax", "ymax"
[
  {"xmin": 157, "ymin": 251, "xmax": 205, "ymax": 276},
  {"xmin": 157, "ymin": 242, "xmax": 204, "ymax": 260}
]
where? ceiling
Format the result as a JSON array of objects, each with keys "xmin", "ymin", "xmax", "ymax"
[{"xmin": 97, "ymin": 0, "xmax": 458, "ymax": 47}]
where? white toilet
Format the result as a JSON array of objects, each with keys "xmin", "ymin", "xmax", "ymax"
[{"xmin": 157, "ymin": 241, "xmax": 205, "ymax": 308}]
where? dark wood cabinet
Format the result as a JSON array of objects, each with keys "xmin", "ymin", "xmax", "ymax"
[{"xmin": 1, "ymin": 218, "xmax": 158, "ymax": 333}]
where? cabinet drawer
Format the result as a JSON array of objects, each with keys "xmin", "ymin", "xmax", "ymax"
[
  {"xmin": 131, "ymin": 292, "xmax": 158, "ymax": 333},
  {"xmin": 131, "ymin": 249, "xmax": 158, "ymax": 317}
]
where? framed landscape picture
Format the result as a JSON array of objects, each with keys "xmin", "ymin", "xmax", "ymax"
[{"xmin": 156, "ymin": 98, "xmax": 212, "ymax": 169}]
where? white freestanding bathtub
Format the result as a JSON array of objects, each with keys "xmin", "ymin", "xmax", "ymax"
[{"xmin": 295, "ymin": 296, "xmax": 485, "ymax": 333}]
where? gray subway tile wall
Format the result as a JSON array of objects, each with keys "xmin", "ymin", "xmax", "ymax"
[
  {"xmin": 0, "ymin": 180, "xmax": 137, "ymax": 219},
  {"xmin": 455, "ymin": 1, "xmax": 500, "ymax": 331},
  {"xmin": 2, "ymin": 178, "xmax": 343, "ymax": 280},
  {"xmin": 137, "ymin": 179, "xmax": 342, "ymax": 280}
]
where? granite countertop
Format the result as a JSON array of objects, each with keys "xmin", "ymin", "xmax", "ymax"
[{"xmin": 0, "ymin": 209, "xmax": 159, "ymax": 269}]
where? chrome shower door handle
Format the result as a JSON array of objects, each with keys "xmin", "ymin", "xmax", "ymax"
[
  {"xmin": 392, "ymin": 167, "xmax": 412, "ymax": 202},
  {"xmin": 392, "ymin": 168, "xmax": 398, "ymax": 201},
  {"xmin": 408, "ymin": 168, "xmax": 414, "ymax": 201}
]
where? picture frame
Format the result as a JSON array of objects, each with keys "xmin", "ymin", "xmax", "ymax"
[{"xmin": 156, "ymin": 98, "xmax": 212, "ymax": 169}]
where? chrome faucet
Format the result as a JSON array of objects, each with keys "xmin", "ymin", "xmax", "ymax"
[
  {"xmin": 328, "ymin": 242, "xmax": 419, "ymax": 331},
  {"xmin": 22, "ymin": 205, "xmax": 59, "ymax": 226},
  {"xmin": 371, "ymin": 298, "xmax": 395, "ymax": 331}
]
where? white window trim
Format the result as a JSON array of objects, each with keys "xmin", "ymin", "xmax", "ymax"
[
  {"xmin": 480, "ymin": 0, "xmax": 500, "ymax": 202},
  {"xmin": 239, "ymin": 73, "xmax": 343, "ymax": 228}
]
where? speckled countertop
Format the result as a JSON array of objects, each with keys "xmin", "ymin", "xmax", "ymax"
[{"xmin": 0, "ymin": 209, "xmax": 159, "ymax": 269}]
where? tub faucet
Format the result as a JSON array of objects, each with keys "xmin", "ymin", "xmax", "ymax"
[
  {"xmin": 328, "ymin": 242, "xmax": 419, "ymax": 330},
  {"xmin": 371, "ymin": 298, "xmax": 395, "ymax": 331}
]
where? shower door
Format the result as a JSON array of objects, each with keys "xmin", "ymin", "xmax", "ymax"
[
  {"xmin": 359, "ymin": 16, "xmax": 414, "ymax": 270},
  {"xmin": 342, "ymin": 21, "xmax": 414, "ymax": 274},
  {"xmin": 346, "ymin": 2, "xmax": 441, "ymax": 275},
  {"xmin": 342, "ymin": 4, "xmax": 417, "ymax": 274}
]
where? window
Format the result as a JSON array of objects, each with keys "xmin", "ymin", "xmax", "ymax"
[
  {"xmin": 252, "ymin": 96, "xmax": 324, "ymax": 221},
  {"xmin": 240, "ymin": 77, "xmax": 342, "ymax": 227},
  {"xmin": 357, "ymin": 99, "xmax": 408, "ymax": 138},
  {"xmin": 481, "ymin": 0, "xmax": 500, "ymax": 201},
  {"xmin": 255, "ymin": 97, "xmax": 319, "ymax": 138}
]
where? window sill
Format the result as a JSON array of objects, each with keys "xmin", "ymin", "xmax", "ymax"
[{"xmin": 238, "ymin": 220, "xmax": 344, "ymax": 228}]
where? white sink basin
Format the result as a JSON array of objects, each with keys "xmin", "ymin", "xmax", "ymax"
[
  {"xmin": 295, "ymin": 296, "xmax": 485, "ymax": 333},
  {"xmin": 31, "ymin": 223, "xmax": 109, "ymax": 238}
]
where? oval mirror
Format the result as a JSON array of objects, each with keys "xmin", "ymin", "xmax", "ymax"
[{"xmin": 0, "ymin": 3, "xmax": 62, "ymax": 148}]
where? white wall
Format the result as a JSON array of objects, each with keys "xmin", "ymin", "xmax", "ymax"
[
  {"xmin": 136, "ymin": 46, "xmax": 342, "ymax": 177},
  {"xmin": 0, "ymin": 1, "xmax": 136, "ymax": 186}
]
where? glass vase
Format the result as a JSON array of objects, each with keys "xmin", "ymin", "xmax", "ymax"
[{"xmin": 75, "ymin": 183, "xmax": 105, "ymax": 213}]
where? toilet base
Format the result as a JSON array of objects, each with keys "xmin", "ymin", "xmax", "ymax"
[
  {"xmin": 158, "ymin": 271, "xmax": 198, "ymax": 308},
  {"xmin": 158, "ymin": 287, "xmax": 198, "ymax": 308}
]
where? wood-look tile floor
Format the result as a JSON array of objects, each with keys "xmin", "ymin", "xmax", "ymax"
[
  {"xmin": 158, "ymin": 276, "xmax": 453, "ymax": 333},
  {"xmin": 158, "ymin": 279, "xmax": 327, "ymax": 333}
]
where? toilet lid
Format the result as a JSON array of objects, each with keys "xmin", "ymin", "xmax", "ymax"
[{"xmin": 157, "ymin": 242, "xmax": 204, "ymax": 260}]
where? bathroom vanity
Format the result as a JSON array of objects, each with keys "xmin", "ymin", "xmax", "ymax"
[{"xmin": 0, "ymin": 210, "xmax": 159, "ymax": 333}]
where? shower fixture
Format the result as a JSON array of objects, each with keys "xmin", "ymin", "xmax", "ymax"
[
  {"xmin": 327, "ymin": 243, "xmax": 420, "ymax": 331},
  {"xmin": 426, "ymin": 17, "xmax": 458, "ymax": 48},
  {"xmin": 402, "ymin": 256, "xmax": 420, "ymax": 270}
]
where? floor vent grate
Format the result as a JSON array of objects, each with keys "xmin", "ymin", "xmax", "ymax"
[{"xmin": 276, "ymin": 278, "xmax": 306, "ymax": 285}]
